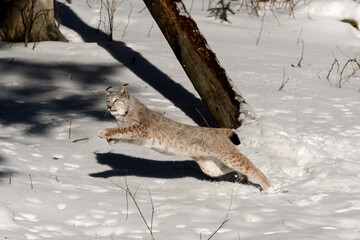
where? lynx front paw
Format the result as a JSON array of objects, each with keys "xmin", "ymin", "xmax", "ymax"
[
  {"xmin": 97, "ymin": 129, "xmax": 108, "ymax": 138},
  {"xmin": 107, "ymin": 139, "xmax": 116, "ymax": 145}
]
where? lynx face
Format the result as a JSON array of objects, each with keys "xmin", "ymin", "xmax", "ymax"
[{"xmin": 106, "ymin": 86, "xmax": 130, "ymax": 117}]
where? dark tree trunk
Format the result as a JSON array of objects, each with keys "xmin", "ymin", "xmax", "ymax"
[
  {"xmin": 143, "ymin": 0, "xmax": 255, "ymax": 128},
  {"xmin": 0, "ymin": 0, "xmax": 67, "ymax": 46}
]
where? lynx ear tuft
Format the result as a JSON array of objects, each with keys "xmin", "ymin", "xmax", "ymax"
[
  {"xmin": 106, "ymin": 86, "xmax": 113, "ymax": 96},
  {"xmin": 119, "ymin": 85, "xmax": 129, "ymax": 98}
]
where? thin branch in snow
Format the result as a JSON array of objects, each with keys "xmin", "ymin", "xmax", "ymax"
[
  {"xmin": 147, "ymin": 21, "xmax": 154, "ymax": 38},
  {"xmin": 297, "ymin": 39, "xmax": 304, "ymax": 67},
  {"xmin": 9, "ymin": 172, "xmax": 12, "ymax": 185},
  {"xmin": 72, "ymin": 138, "xmax": 90, "ymax": 143},
  {"xmin": 29, "ymin": 174, "xmax": 33, "ymax": 190},
  {"xmin": 270, "ymin": 8, "xmax": 281, "ymax": 26},
  {"xmin": 138, "ymin": 6, "xmax": 147, "ymax": 13},
  {"xmin": 297, "ymin": 27, "xmax": 303, "ymax": 45},
  {"xmin": 195, "ymin": 108, "xmax": 210, "ymax": 127},
  {"xmin": 8, "ymin": 57, "xmax": 14, "ymax": 64},
  {"xmin": 147, "ymin": 188, "xmax": 155, "ymax": 233},
  {"xmin": 68, "ymin": 121, "xmax": 72, "ymax": 140},
  {"xmin": 278, "ymin": 68, "xmax": 290, "ymax": 91},
  {"xmin": 189, "ymin": 0, "xmax": 194, "ymax": 13},
  {"xmin": 256, "ymin": 10, "xmax": 266, "ymax": 46},
  {"xmin": 326, "ymin": 58, "xmax": 339, "ymax": 85},
  {"xmin": 337, "ymin": 58, "xmax": 360, "ymax": 88},
  {"xmin": 110, "ymin": 177, "xmax": 155, "ymax": 240},
  {"xmin": 207, "ymin": 190, "xmax": 233, "ymax": 240},
  {"xmin": 122, "ymin": 0, "xmax": 132, "ymax": 38}
]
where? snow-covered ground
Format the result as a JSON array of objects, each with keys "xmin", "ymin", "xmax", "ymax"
[{"xmin": 1, "ymin": 0, "xmax": 360, "ymax": 239}]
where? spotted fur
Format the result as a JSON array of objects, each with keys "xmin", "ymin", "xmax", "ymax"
[{"xmin": 97, "ymin": 86, "xmax": 270, "ymax": 190}]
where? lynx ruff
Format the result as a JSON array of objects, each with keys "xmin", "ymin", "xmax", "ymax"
[{"xmin": 97, "ymin": 86, "xmax": 270, "ymax": 190}]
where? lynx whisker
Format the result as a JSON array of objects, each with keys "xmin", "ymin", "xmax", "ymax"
[{"xmin": 104, "ymin": 110, "xmax": 111, "ymax": 118}]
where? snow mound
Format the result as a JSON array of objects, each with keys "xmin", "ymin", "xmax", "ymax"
[{"xmin": 297, "ymin": 0, "xmax": 360, "ymax": 22}]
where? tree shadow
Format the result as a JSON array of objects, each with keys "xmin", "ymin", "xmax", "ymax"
[
  {"xmin": 90, "ymin": 152, "xmax": 211, "ymax": 181},
  {"xmin": 0, "ymin": 155, "xmax": 9, "ymax": 182},
  {"xmin": 57, "ymin": 2, "xmax": 215, "ymax": 127},
  {"xmin": 0, "ymin": 59, "xmax": 117, "ymax": 134}
]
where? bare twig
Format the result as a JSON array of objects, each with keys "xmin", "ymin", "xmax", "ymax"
[
  {"xmin": 278, "ymin": 68, "xmax": 290, "ymax": 91},
  {"xmin": 297, "ymin": 27, "xmax": 303, "ymax": 45},
  {"xmin": 338, "ymin": 58, "xmax": 360, "ymax": 88},
  {"xmin": 270, "ymin": 8, "xmax": 281, "ymax": 26},
  {"xmin": 9, "ymin": 172, "xmax": 12, "ymax": 184},
  {"xmin": 207, "ymin": 190, "xmax": 233, "ymax": 240},
  {"xmin": 147, "ymin": 21, "xmax": 154, "ymax": 38},
  {"xmin": 138, "ymin": 6, "xmax": 147, "ymax": 13},
  {"xmin": 86, "ymin": 0, "xmax": 92, "ymax": 8},
  {"xmin": 256, "ymin": 10, "xmax": 266, "ymax": 46},
  {"xmin": 147, "ymin": 188, "xmax": 155, "ymax": 233},
  {"xmin": 296, "ymin": 39, "xmax": 304, "ymax": 67},
  {"xmin": 122, "ymin": 0, "xmax": 133, "ymax": 38},
  {"xmin": 326, "ymin": 58, "xmax": 339, "ymax": 81},
  {"xmin": 189, "ymin": 0, "xmax": 195, "ymax": 13},
  {"xmin": 195, "ymin": 108, "xmax": 210, "ymax": 127},
  {"xmin": 110, "ymin": 178, "xmax": 155, "ymax": 240},
  {"xmin": 68, "ymin": 121, "xmax": 72, "ymax": 140},
  {"xmin": 29, "ymin": 174, "xmax": 33, "ymax": 190},
  {"xmin": 72, "ymin": 138, "xmax": 90, "ymax": 143},
  {"xmin": 99, "ymin": 0, "xmax": 120, "ymax": 41},
  {"xmin": 336, "ymin": 45, "xmax": 350, "ymax": 59}
]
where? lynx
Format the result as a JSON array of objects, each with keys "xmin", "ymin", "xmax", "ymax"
[{"xmin": 97, "ymin": 86, "xmax": 270, "ymax": 190}]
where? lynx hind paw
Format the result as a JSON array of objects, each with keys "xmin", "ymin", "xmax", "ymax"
[
  {"xmin": 235, "ymin": 172, "xmax": 248, "ymax": 183},
  {"xmin": 213, "ymin": 171, "xmax": 247, "ymax": 183}
]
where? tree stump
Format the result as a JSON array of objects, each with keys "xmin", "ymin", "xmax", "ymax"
[{"xmin": 0, "ymin": 0, "xmax": 67, "ymax": 47}]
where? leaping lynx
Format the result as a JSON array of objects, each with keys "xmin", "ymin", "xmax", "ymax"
[{"xmin": 97, "ymin": 86, "xmax": 270, "ymax": 190}]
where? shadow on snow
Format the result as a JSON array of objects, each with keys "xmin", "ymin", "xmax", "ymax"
[
  {"xmin": 57, "ymin": 2, "xmax": 215, "ymax": 127},
  {"xmin": 0, "ymin": 3, "xmax": 214, "ymax": 136},
  {"xmin": 0, "ymin": 59, "xmax": 117, "ymax": 134},
  {"xmin": 90, "ymin": 152, "xmax": 211, "ymax": 181},
  {"xmin": 90, "ymin": 152, "xmax": 260, "ymax": 189}
]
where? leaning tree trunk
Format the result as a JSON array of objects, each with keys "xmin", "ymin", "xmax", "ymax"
[
  {"xmin": 143, "ymin": 0, "xmax": 255, "ymax": 128},
  {"xmin": 0, "ymin": 0, "xmax": 67, "ymax": 47}
]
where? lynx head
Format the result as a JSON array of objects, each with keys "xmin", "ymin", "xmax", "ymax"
[{"xmin": 105, "ymin": 85, "xmax": 130, "ymax": 116}]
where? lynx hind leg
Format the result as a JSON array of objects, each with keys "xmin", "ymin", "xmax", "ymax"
[
  {"xmin": 216, "ymin": 148, "xmax": 270, "ymax": 190},
  {"xmin": 193, "ymin": 157, "xmax": 247, "ymax": 183}
]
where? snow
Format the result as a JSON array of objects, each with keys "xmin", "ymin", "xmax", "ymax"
[{"xmin": 1, "ymin": 0, "xmax": 360, "ymax": 239}]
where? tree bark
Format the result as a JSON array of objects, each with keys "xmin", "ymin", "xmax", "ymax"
[
  {"xmin": 143, "ymin": 0, "xmax": 255, "ymax": 128},
  {"xmin": 0, "ymin": 0, "xmax": 67, "ymax": 46}
]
